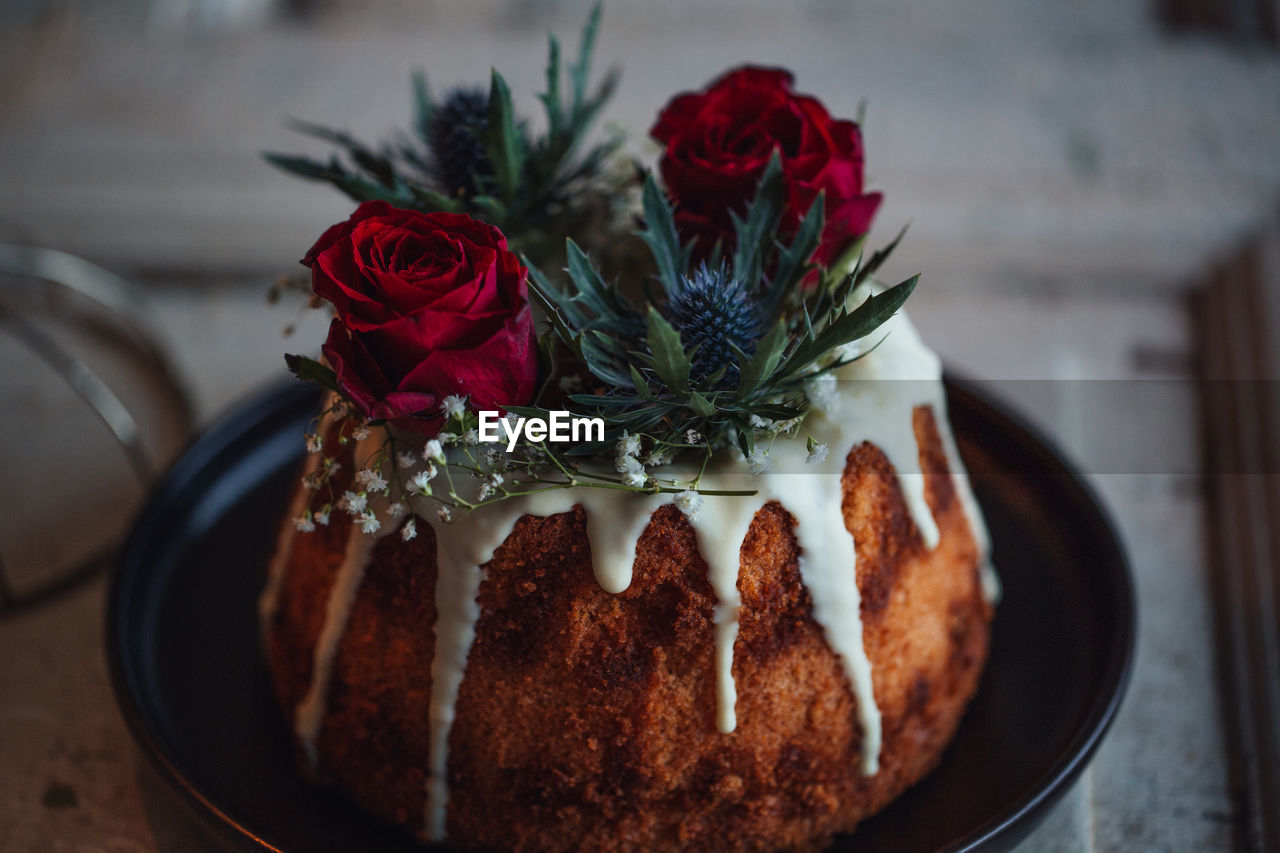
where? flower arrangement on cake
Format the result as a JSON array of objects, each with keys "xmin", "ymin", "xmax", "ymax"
[{"xmin": 259, "ymin": 6, "xmax": 998, "ymax": 851}]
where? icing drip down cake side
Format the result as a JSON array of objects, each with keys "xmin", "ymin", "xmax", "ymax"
[{"xmin": 259, "ymin": 310, "xmax": 998, "ymax": 852}]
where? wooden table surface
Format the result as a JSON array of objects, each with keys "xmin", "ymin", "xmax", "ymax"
[{"xmin": 3, "ymin": 0, "xmax": 1278, "ymax": 850}]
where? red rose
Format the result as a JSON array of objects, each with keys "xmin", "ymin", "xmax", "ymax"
[
  {"xmin": 305, "ymin": 201, "xmax": 536, "ymax": 434},
  {"xmin": 650, "ymin": 65, "xmax": 881, "ymax": 267}
]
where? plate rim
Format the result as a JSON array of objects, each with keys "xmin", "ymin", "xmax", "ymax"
[
  {"xmin": 106, "ymin": 376, "xmax": 1136, "ymax": 853},
  {"xmin": 939, "ymin": 376, "xmax": 1136, "ymax": 852}
]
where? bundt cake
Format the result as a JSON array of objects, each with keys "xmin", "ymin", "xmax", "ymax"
[{"xmin": 259, "ymin": 309, "xmax": 998, "ymax": 852}]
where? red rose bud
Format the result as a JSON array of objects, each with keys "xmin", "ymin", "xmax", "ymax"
[
  {"xmin": 305, "ymin": 201, "xmax": 537, "ymax": 435},
  {"xmin": 650, "ymin": 65, "xmax": 881, "ymax": 268}
]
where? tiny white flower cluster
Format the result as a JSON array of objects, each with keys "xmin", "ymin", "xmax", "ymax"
[
  {"xmin": 616, "ymin": 431, "xmax": 641, "ymax": 457},
  {"xmin": 674, "ymin": 489, "xmax": 703, "ymax": 520},
  {"xmin": 804, "ymin": 373, "xmax": 840, "ymax": 415},
  {"xmin": 441, "ymin": 394, "xmax": 467, "ymax": 420},
  {"xmin": 410, "ymin": 466, "xmax": 437, "ymax": 496},
  {"xmin": 614, "ymin": 431, "xmax": 648, "ymax": 488},
  {"xmin": 301, "ymin": 455, "xmax": 343, "ymax": 492},
  {"xmin": 478, "ymin": 471, "xmax": 505, "ymax": 501},
  {"xmin": 746, "ymin": 448, "xmax": 772, "ymax": 475},
  {"xmin": 805, "ymin": 442, "xmax": 831, "ymax": 465},
  {"xmin": 643, "ymin": 446, "xmax": 673, "ymax": 467},
  {"xmin": 355, "ymin": 467, "xmax": 388, "ymax": 494},
  {"xmin": 749, "ymin": 414, "xmax": 803, "ymax": 438},
  {"xmin": 774, "ymin": 416, "xmax": 803, "ymax": 435},
  {"xmin": 423, "ymin": 439, "xmax": 445, "ymax": 463},
  {"xmin": 293, "ymin": 502, "xmax": 334, "ymax": 531}
]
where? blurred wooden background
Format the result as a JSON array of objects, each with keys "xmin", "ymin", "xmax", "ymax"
[{"xmin": 2, "ymin": 1, "xmax": 1279, "ymax": 851}]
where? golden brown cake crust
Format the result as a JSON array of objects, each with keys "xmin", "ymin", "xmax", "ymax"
[{"xmin": 263, "ymin": 406, "xmax": 992, "ymax": 851}]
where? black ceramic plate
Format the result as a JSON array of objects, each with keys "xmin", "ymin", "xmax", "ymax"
[{"xmin": 108, "ymin": 378, "xmax": 1134, "ymax": 853}]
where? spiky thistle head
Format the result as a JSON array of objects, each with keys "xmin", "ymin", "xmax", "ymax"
[
  {"xmin": 430, "ymin": 88, "xmax": 493, "ymax": 197},
  {"xmin": 664, "ymin": 263, "xmax": 762, "ymax": 387}
]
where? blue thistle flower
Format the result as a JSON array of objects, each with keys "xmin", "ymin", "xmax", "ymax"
[
  {"xmin": 430, "ymin": 88, "xmax": 493, "ymax": 196},
  {"xmin": 664, "ymin": 264, "xmax": 762, "ymax": 386}
]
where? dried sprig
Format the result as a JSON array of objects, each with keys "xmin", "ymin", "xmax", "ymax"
[{"xmin": 262, "ymin": 2, "xmax": 624, "ymax": 268}]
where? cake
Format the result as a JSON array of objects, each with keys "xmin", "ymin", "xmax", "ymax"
[
  {"xmin": 258, "ymin": 35, "xmax": 998, "ymax": 850},
  {"xmin": 259, "ymin": 306, "xmax": 998, "ymax": 851}
]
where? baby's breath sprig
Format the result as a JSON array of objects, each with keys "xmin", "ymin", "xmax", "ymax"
[{"xmin": 291, "ymin": 392, "xmax": 761, "ymax": 535}]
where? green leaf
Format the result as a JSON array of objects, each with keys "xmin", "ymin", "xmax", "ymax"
[
  {"xmin": 557, "ymin": 67, "xmax": 620, "ymax": 167},
  {"xmin": 703, "ymin": 364, "xmax": 728, "ymax": 387},
  {"xmin": 484, "ymin": 70, "xmax": 526, "ymax": 198},
  {"xmin": 571, "ymin": 1, "xmax": 603, "ymax": 112},
  {"xmin": 645, "ymin": 306, "xmax": 691, "ymax": 396},
  {"xmin": 744, "ymin": 401, "xmax": 807, "ymax": 421},
  {"xmin": 540, "ymin": 33, "xmax": 563, "ymax": 139},
  {"xmin": 823, "ymin": 233, "xmax": 867, "ymax": 287},
  {"xmin": 629, "ymin": 364, "xmax": 656, "ymax": 401},
  {"xmin": 830, "ymin": 268, "xmax": 861, "ymax": 319},
  {"xmin": 582, "ymin": 330, "xmax": 636, "ymax": 387},
  {"xmin": 404, "ymin": 182, "xmax": 466, "ymax": 212},
  {"xmin": 285, "ymin": 354, "xmax": 341, "ymax": 394},
  {"xmin": 262, "ymin": 152, "xmax": 335, "ymax": 181},
  {"xmin": 326, "ymin": 172, "xmax": 415, "ymax": 206},
  {"xmin": 638, "ymin": 173, "xmax": 690, "ymax": 295},
  {"xmin": 565, "ymin": 393, "xmax": 634, "ymax": 409},
  {"xmin": 570, "ymin": 65, "xmax": 618, "ymax": 133},
  {"xmin": 411, "ymin": 70, "xmax": 433, "ymax": 143},
  {"xmin": 526, "ymin": 263, "xmax": 585, "ymax": 360},
  {"xmin": 857, "ymin": 223, "xmax": 909, "ymax": 284},
  {"xmin": 265, "ymin": 151, "xmax": 432, "ymax": 209},
  {"xmin": 731, "ymin": 152, "xmax": 785, "ymax": 288},
  {"xmin": 564, "ymin": 238, "xmax": 625, "ymax": 321},
  {"xmin": 776, "ymin": 275, "xmax": 919, "ymax": 384},
  {"xmin": 763, "ymin": 191, "xmax": 825, "ymax": 316},
  {"xmin": 737, "ymin": 319, "xmax": 789, "ymax": 396},
  {"xmin": 468, "ymin": 194, "xmax": 507, "ymax": 220},
  {"xmin": 689, "ymin": 392, "xmax": 715, "ymax": 418},
  {"xmin": 283, "ymin": 119, "xmax": 395, "ymax": 184}
]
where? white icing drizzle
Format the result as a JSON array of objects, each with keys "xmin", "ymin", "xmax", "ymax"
[
  {"xmin": 258, "ymin": 451, "xmax": 320, "ymax": 636},
  {"xmin": 689, "ymin": 494, "xmax": 756, "ymax": 734},
  {"xmin": 275, "ymin": 302, "xmax": 999, "ymax": 840},
  {"xmin": 417, "ymin": 485, "xmax": 673, "ymax": 839},
  {"xmin": 294, "ymin": 516, "xmax": 379, "ymax": 768},
  {"xmin": 584, "ymin": 491, "xmax": 668, "ymax": 594},
  {"xmin": 421, "ymin": 510, "xmax": 496, "ymax": 841},
  {"xmin": 288, "ymin": 432, "xmax": 388, "ymax": 769},
  {"xmin": 933, "ymin": 393, "xmax": 1002, "ymax": 606}
]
